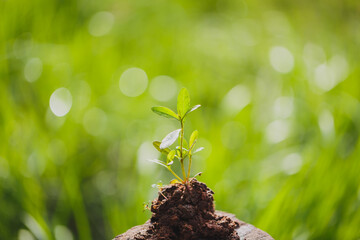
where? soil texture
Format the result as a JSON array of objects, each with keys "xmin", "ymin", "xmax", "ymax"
[{"xmin": 131, "ymin": 179, "xmax": 239, "ymax": 240}]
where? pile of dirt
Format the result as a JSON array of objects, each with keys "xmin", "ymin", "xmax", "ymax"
[{"xmin": 133, "ymin": 179, "xmax": 239, "ymax": 240}]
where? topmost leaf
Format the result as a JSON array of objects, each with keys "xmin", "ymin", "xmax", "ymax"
[
  {"xmin": 177, "ymin": 88, "xmax": 190, "ymax": 119},
  {"xmin": 152, "ymin": 106, "xmax": 179, "ymax": 120}
]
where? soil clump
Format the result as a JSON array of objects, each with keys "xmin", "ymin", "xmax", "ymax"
[{"xmin": 132, "ymin": 179, "xmax": 239, "ymax": 240}]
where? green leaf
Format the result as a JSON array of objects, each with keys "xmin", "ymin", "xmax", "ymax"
[
  {"xmin": 153, "ymin": 141, "xmax": 170, "ymax": 155},
  {"xmin": 149, "ymin": 159, "xmax": 167, "ymax": 168},
  {"xmin": 192, "ymin": 147, "xmax": 204, "ymax": 154},
  {"xmin": 170, "ymin": 179, "xmax": 181, "ymax": 184},
  {"xmin": 167, "ymin": 150, "xmax": 176, "ymax": 162},
  {"xmin": 153, "ymin": 141, "xmax": 162, "ymax": 152},
  {"xmin": 185, "ymin": 104, "xmax": 201, "ymax": 117},
  {"xmin": 177, "ymin": 88, "xmax": 190, "ymax": 119},
  {"xmin": 189, "ymin": 130, "xmax": 198, "ymax": 151},
  {"xmin": 151, "ymin": 106, "xmax": 179, "ymax": 120},
  {"xmin": 160, "ymin": 129, "xmax": 181, "ymax": 149}
]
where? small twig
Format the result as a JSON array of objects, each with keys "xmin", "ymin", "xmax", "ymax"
[{"xmin": 159, "ymin": 190, "xmax": 168, "ymax": 200}]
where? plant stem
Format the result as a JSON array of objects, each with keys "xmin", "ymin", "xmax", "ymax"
[
  {"xmin": 180, "ymin": 120, "xmax": 184, "ymax": 158},
  {"xmin": 187, "ymin": 154, "xmax": 192, "ymax": 179},
  {"xmin": 180, "ymin": 120, "xmax": 187, "ymax": 181},
  {"xmin": 167, "ymin": 167, "xmax": 183, "ymax": 182}
]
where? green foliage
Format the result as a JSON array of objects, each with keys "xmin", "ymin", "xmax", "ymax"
[
  {"xmin": 152, "ymin": 88, "xmax": 202, "ymax": 183},
  {"xmin": 1, "ymin": 1, "xmax": 359, "ymax": 239},
  {"xmin": 149, "ymin": 159, "xmax": 168, "ymax": 168},
  {"xmin": 177, "ymin": 88, "xmax": 191, "ymax": 119},
  {"xmin": 186, "ymin": 105, "xmax": 201, "ymax": 117},
  {"xmin": 192, "ymin": 147, "xmax": 204, "ymax": 154},
  {"xmin": 151, "ymin": 106, "xmax": 179, "ymax": 120},
  {"xmin": 189, "ymin": 130, "xmax": 198, "ymax": 152},
  {"xmin": 153, "ymin": 141, "xmax": 171, "ymax": 155},
  {"xmin": 159, "ymin": 129, "xmax": 181, "ymax": 149}
]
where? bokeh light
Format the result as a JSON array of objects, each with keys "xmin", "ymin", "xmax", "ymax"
[
  {"xmin": 23, "ymin": 214, "xmax": 47, "ymax": 240},
  {"xmin": 119, "ymin": 67, "xmax": 148, "ymax": 97},
  {"xmin": 88, "ymin": 11, "xmax": 114, "ymax": 37},
  {"xmin": 221, "ymin": 85, "xmax": 251, "ymax": 115},
  {"xmin": 54, "ymin": 225, "xmax": 74, "ymax": 240},
  {"xmin": 149, "ymin": 75, "xmax": 178, "ymax": 102},
  {"xmin": 281, "ymin": 153, "xmax": 303, "ymax": 175},
  {"xmin": 18, "ymin": 229, "xmax": 34, "ymax": 240},
  {"xmin": 318, "ymin": 109, "xmax": 335, "ymax": 139},
  {"xmin": 266, "ymin": 119, "xmax": 290, "ymax": 143},
  {"xmin": 24, "ymin": 58, "xmax": 42, "ymax": 82},
  {"xmin": 273, "ymin": 96, "xmax": 293, "ymax": 119},
  {"xmin": 49, "ymin": 88, "xmax": 73, "ymax": 117},
  {"xmin": 269, "ymin": 46, "xmax": 294, "ymax": 73},
  {"xmin": 137, "ymin": 141, "xmax": 159, "ymax": 175}
]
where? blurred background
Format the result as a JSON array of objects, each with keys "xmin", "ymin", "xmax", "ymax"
[{"xmin": 1, "ymin": 0, "xmax": 360, "ymax": 239}]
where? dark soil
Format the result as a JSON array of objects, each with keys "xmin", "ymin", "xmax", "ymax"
[{"xmin": 133, "ymin": 179, "xmax": 240, "ymax": 240}]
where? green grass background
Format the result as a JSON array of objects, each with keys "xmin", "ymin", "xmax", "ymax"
[{"xmin": 1, "ymin": 0, "xmax": 360, "ymax": 239}]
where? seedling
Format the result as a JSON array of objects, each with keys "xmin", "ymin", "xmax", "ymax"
[{"xmin": 150, "ymin": 88, "xmax": 204, "ymax": 184}]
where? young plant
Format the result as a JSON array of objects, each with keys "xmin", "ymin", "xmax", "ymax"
[{"xmin": 150, "ymin": 88, "xmax": 204, "ymax": 184}]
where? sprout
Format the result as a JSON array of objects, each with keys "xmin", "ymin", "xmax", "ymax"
[{"xmin": 150, "ymin": 88, "xmax": 203, "ymax": 183}]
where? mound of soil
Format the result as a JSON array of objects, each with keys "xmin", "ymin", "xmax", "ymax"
[{"xmin": 133, "ymin": 179, "xmax": 239, "ymax": 240}]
